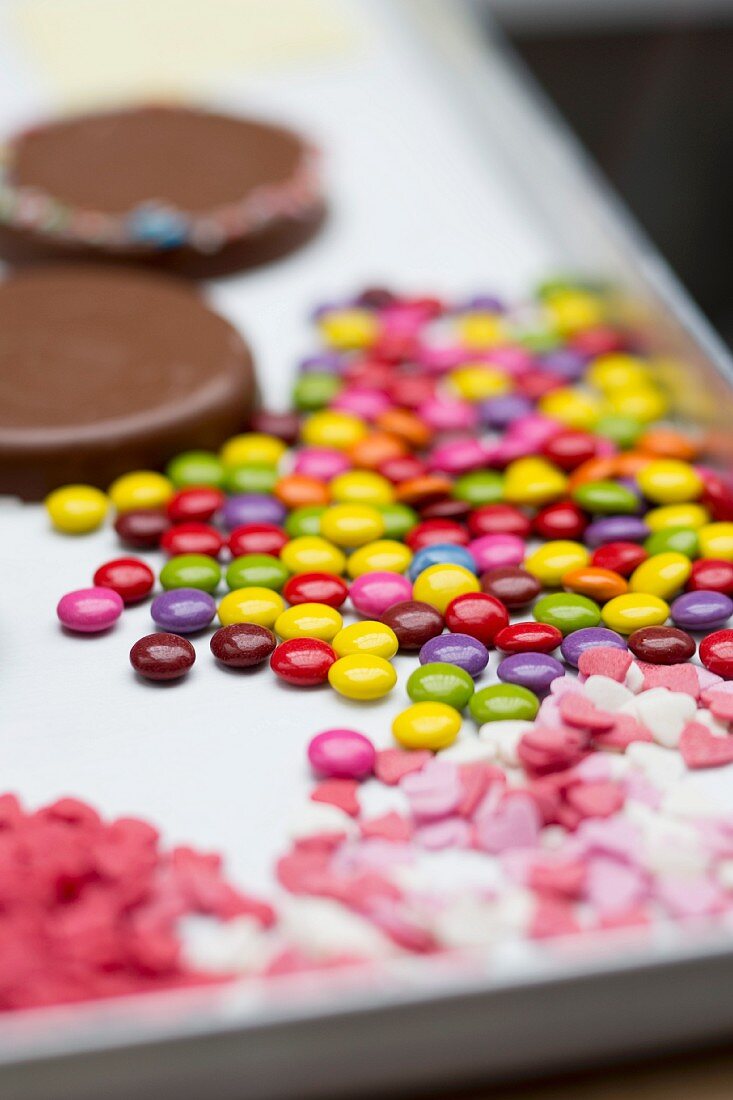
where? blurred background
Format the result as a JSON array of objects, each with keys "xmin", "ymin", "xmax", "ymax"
[{"xmin": 485, "ymin": 0, "xmax": 733, "ymax": 348}]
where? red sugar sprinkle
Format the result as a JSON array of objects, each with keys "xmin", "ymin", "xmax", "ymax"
[
  {"xmin": 311, "ymin": 779, "xmax": 360, "ymax": 817},
  {"xmin": 637, "ymin": 662, "xmax": 700, "ymax": 699},
  {"xmin": 577, "ymin": 647, "xmax": 633, "ymax": 682},
  {"xmin": 679, "ymin": 723, "xmax": 733, "ymax": 769},
  {"xmin": 374, "ymin": 749, "xmax": 431, "ymax": 786},
  {"xmin": 0, "ymin": 795, "xmax": 271, "ymax": 1012}
]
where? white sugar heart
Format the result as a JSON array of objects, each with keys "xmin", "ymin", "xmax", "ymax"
[
  {"xmin": 626, "ymin": 741, "xmax": 686, "ymax": 784},
  {"xmin": 583, "ymin": 675, "xmax": 634, "ymax": 712},
  {"xmin": 633, "ymin": 688, "xmax": 697, "ymax": 748},
  {"xmin": 478, "ymin": 720, "xmax": 534, "ymax": 766}
]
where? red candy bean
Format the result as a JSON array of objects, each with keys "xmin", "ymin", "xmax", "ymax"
[
  {"xmin": 210, "ymin": 624, "xmax": 276, "ymax": 668},
  {"xmin": 270, "ymin": 638, "xmax": 337, "ymax": 685},
  {"xmin": 590, "ymin": 541, "xmax": 648, "ymax": 577},
  {"xmin": 445, "ymin": 592, "xmax": 508, "ymax": 646},
  {"xmin": 227, "ymin": 524, "xmax": 289, "ymax": 558},
  {"xmin": 160, "ymin": 522, "xmax": 224, "ymax": 558},
  {"xmin": 93, "ymin": 557, "xmax": 155, "ymax": 603},
  {"xmin": 467, "ymin": 504, "xmax": 531, "ymax": 539},
  {"xmin": 114, "ymin": 509, "xmax": 169, "ymax": 549},
  {"xmin": 130, "ymin": 633, "xmax": 195, "ymax": 680},
  {"xmin": 406, "ymin": 519, "xmax": 469, "ymax": 551},
  {"xmin": 166, "ymin": 487, "xmax": 224, "ymax": 524},
  {"xmin": 533, "ymin": 500, "xmax": 587, "ymax": 540},
  {"xmin": 283, "ymin": 573, "xmax": 349, "ymax": 609},
  {"xmin": 542, "ymin": 430, "xmax": 600, "ymax": 471},
  {"xmin": 699, "ymin": 629, "xmax": 733, "ymax": 679},
  {"xmin": 688, "ymin": 559, "xmax": 733, "ymax": 594},
  {"xmin": 494, "ymin": 622, "xmax": 563, "ymax": 654}
]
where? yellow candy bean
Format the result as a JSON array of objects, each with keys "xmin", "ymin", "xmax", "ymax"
[
  {"xmin": 108, "ymin": 471, "xmax": 173, "ymax": 512},
  {"xmin": 601, "ymin": 593, "xmax": 669, "ymax": 634},
  {"xmin": 456, "ymin": 312, "xmax": 505, "ymax": 349},
  {"xmin": 525, "ymin": 541, "xmax": 590, "ymax": 587},
  {"xmin": 448, "ymin": 365, "xmax": 510, "ymax": 402},
  {"xmin": 320, "ymin": 504, "xmax": 386, "ymax": 548},
  {"xmin": 332, "ymin": 621, "xmax": 399, "ymax": 659},
  {"xmin": 328, "ymin": 654, "xmax": 397, "ymax": 700},
  {"xmin": 412, "ymin": 563, "xmax": 480, "ymax": 614},
  {"xmin": 503, "ymin": 457, "xmax": 568, "ymax": 507},
  {"xmin": 280, "ymin": 536, "xmax": 346, "ymax": 575},
  {"xmin": 392, "ymin": 702, "xmax": 461, "ymax": 751},
  {"xmin": 636, "ymin": 459, "xmax": 702, "ymax": 504},
  {"xmin": 629, "ymin": 552, "xmax": 692, "ymax": 599},
  {"xmin": 538, "ymin": 387, "xmax": 601, "ymax": 431},
  {"xmin": 329, "ymin": 470, "xmax": 394, "ymax": 505},
  {"xmin": 645, "ymin": 503, "xmax": 710, "ymax": 531},
  {"xmin": 275, "ymin": 602, "xmax": 343, "ymax": 641},
  {"xmin": 301, "ymin": 410, "xmax": 368, "ymax": 451},
  {"xmin": 586, "ymin": 353, "xmax": 652, "ymax": 393},
  {"xmin": 318, "ymin": 308, "xmax": 379, "ymax": 351},
  {"xmin": 218, "ymin": 587, "xmax": 284, "ymax": 628},
  {"xmin": 698, "ymin": 523, "xmax": 733, "ymax": 561},
  {"xmin": 45, "ymin": 484, "xmax": 109, "ymax": 534},
  {"xmin": 219, "ymin": 433, "xmax": 286, "ymax": 469},
  {"xmin": 347, "ymin": 540, "xmax": 412, "ymax": 578}
]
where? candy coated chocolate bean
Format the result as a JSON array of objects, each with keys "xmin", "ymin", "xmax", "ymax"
[
  {"xmin": 699, "ymin": 629, "xmax": 733, "ymax": 679},
  {"xmin": 271, "ymin": 638, "xmax": 336, "ymax": 686},
  {"xmin": 130, "ymin": 633, "xmax": 195, "ymax": 681},
  {"xmin": 210, "ymin": 623, "xmax": 276, "ymax": 668},
  {"xmin": 406, "ymin": 662, "xmax": 475, "ymax": 709},
  {"xmin": 533, "ymin": 593, "xmax": 601, "ymax": 635},
  {"xmin": 166, "ymin": 486, "xmax": 224, "ymax": 523},
  {"xmin": 57, "ymin": 587, "xmax": 124, "ymax": 633},
  {"xmin": 494, "ymin": 622, "xmax": 563, "ymax": 654},
  {"xmin": 151, "ymin": 588, "xmax": 216, "ymax": 633},
  {"xmin": 627, "ymin": 626, "xmax": 695, "ymax": 665},
  {"xmin": 444, "ymin": 591, "xmax": 508, "ymax": 646},
  {"xmin": 380, "ymin": 600, "xmax": 444, "ymax": 649},
  {"xmin": 283, "ymin": 572, "xmax": 349, "ymax": 609},
  {"xmin": 160, "ymin": 554, "xmax": 221, "ymax": 593},
  {"xmin": 670, "ymin": 590, "xmax": 733, "ymax": 631},
  {"xmin": 559, "ymin": 626, "xmax": 628, "ymax": 667},
  {"xmin": 533, "ymin": 500, "xmax": 587, "ymax": 541},
  {"xmin": 590, "ymin": 541, "xmax": 648, "ymax": 577},
  {"xmin": 562, "ymin": 566, "xmax": 628, "ymax": 603},
  {"xmin": 584, "ymin": 516, "xmax": 649, "ymax": 548},
  {"xmin": 392, "ymin": 702, "xmax": 461, "ymax": 751},
  {"xmin": 467, "ymin": 504, "xmax": 531, "ymax": 539},
  {"xmin": 114, "ymin": 509, "xmax": 169, "ymax": 549},
  {"xmin": 308, "ymin": 728, "xmax": 375, "ymax": 778},
  {"xmin": 160, "ymin": 523, "xmax": 224, "ymax": 559},
  {"xmin": 469, "ymin": 684, "xmax": 539, "ymax": 724},
  {"xmin": 405, "ymin": 519, "xmax": 469, "ymax": 551},
  {"xmin": 419, "ymin": 632, "xmax": 489, "ymax": 677},
  {"xmin": 328, "ymin": 654, "xmax": 397, "ymax": 699},
  {"xmin": 226, "ymin": 554, "xmax": 289, "ymax": 592},
  {"xmin": 93, "ymin": 557, "xmax": 154, "ymax": 603},
  {"xmin": 497, "ymin": 652, "xmax": 565, "ymax": 693},
  {"xmin": 687, "ymin": 559, "xmax": 733, "ymax": 594},
  {"xmin": 227, "ymin": 524, "xmax": 289, "ymax": 558},
  {"xmin": 480, "ymin": 566, "xmax": 540, "ymax": 608}
]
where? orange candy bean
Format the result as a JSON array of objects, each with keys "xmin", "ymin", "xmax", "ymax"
[
  {"xmin": 274, "ymin": 474, "xmax": 331, "ymax": 509},
  {"xmin": 562, "ymin": 566, "xmax": 629, "ymax": 603}
]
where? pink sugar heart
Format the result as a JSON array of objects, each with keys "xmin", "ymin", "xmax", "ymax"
[
  {"xmin": 656, "ymin": 876, "xmax": 725, "ymax": 919},
  {"xmin": 360, "ymin": 812, "xmax": 413, "ymax": 843},
  {"xmin": 550, "ymin": 676, "xmax": 583, "ymax": 697},
  {"xmin": 593, "ymin": 714, "xmax": 652, "ymax": 751},
  {"xmin": 535, "ymin": 697, "xmax": 563, "ymax": 727},
  {"xmin": 705, "ymin": 691, "xmax": 733, "ymax": 722},
  {"xmin": 697, "ymin": 667, "xmax": 724, "ymax": 692},
  {"xmin": 679, "ymin": 722, "xmax": 733, "ymax": 769},
  {"xmin": 623, "ymin": 772, "xmax": 663, "ymax": 809},
  {"xmin": 311, "ymin": 779, "xmax": 360, "ymax": 817},
  {"xmin": 585, "ymin": 854, "xmax": 647, "ymax": 915},
  {"xmin": 702, "ymin": 681, "xmax": 733, "ymax": 703},
  {"xmin": 559, "ymin": 694, "xmax": 615, "ymax": 731},
  {"xmin": 528, "ymin": 858, "xmax": 586, "ymax": 899},
  {"xmin": 518, "ymin": 726, "xmax": 588, "ymax": 774},
  {"xmin": 577, "ymin": 646, "xmax": 633, "ymax": 682},
  {"xmin": 375, "ymin": 749, "xmax": 431, "ymax": 786},
  {"xmin": 577, "ymin": 816, "xmax": 639, "ymax": 861},
  {"xmin": 456, "ymin": 763, "xmax": 503, "ymax": 818},
  {"xmin": 401, "ymin": 760, "xmax": 461, "ymax": 820},
  {"xmin": 529, "ymin": 897, "xmax": 580, "ymax": 939},
  {"xmin": 637, "ymin": 662, "xmax": 700, "ymax": 699},
  {"xmin": 415, "ymin": 817, "xmax": 472, "ymax": 850},
  {"xmin": 566, "ymin": 781, "xmax": 624, "ymax": 820},
  {"xmin": 474, "ymin": 793, "xmax": 541, "ymax": 853}
]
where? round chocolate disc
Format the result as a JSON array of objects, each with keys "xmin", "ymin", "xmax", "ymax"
[
  {"xmin": 0, "ymin": 105, "xmax": 325, "ymax": 277},
  {"xmin": 0, "ymin": 265, "xmax": 256, "ymax": 500}
]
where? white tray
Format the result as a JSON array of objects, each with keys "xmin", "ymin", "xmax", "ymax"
[{"xmin": 3, "ymin": 1, "xmax": 733, "ymax": 1096}]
